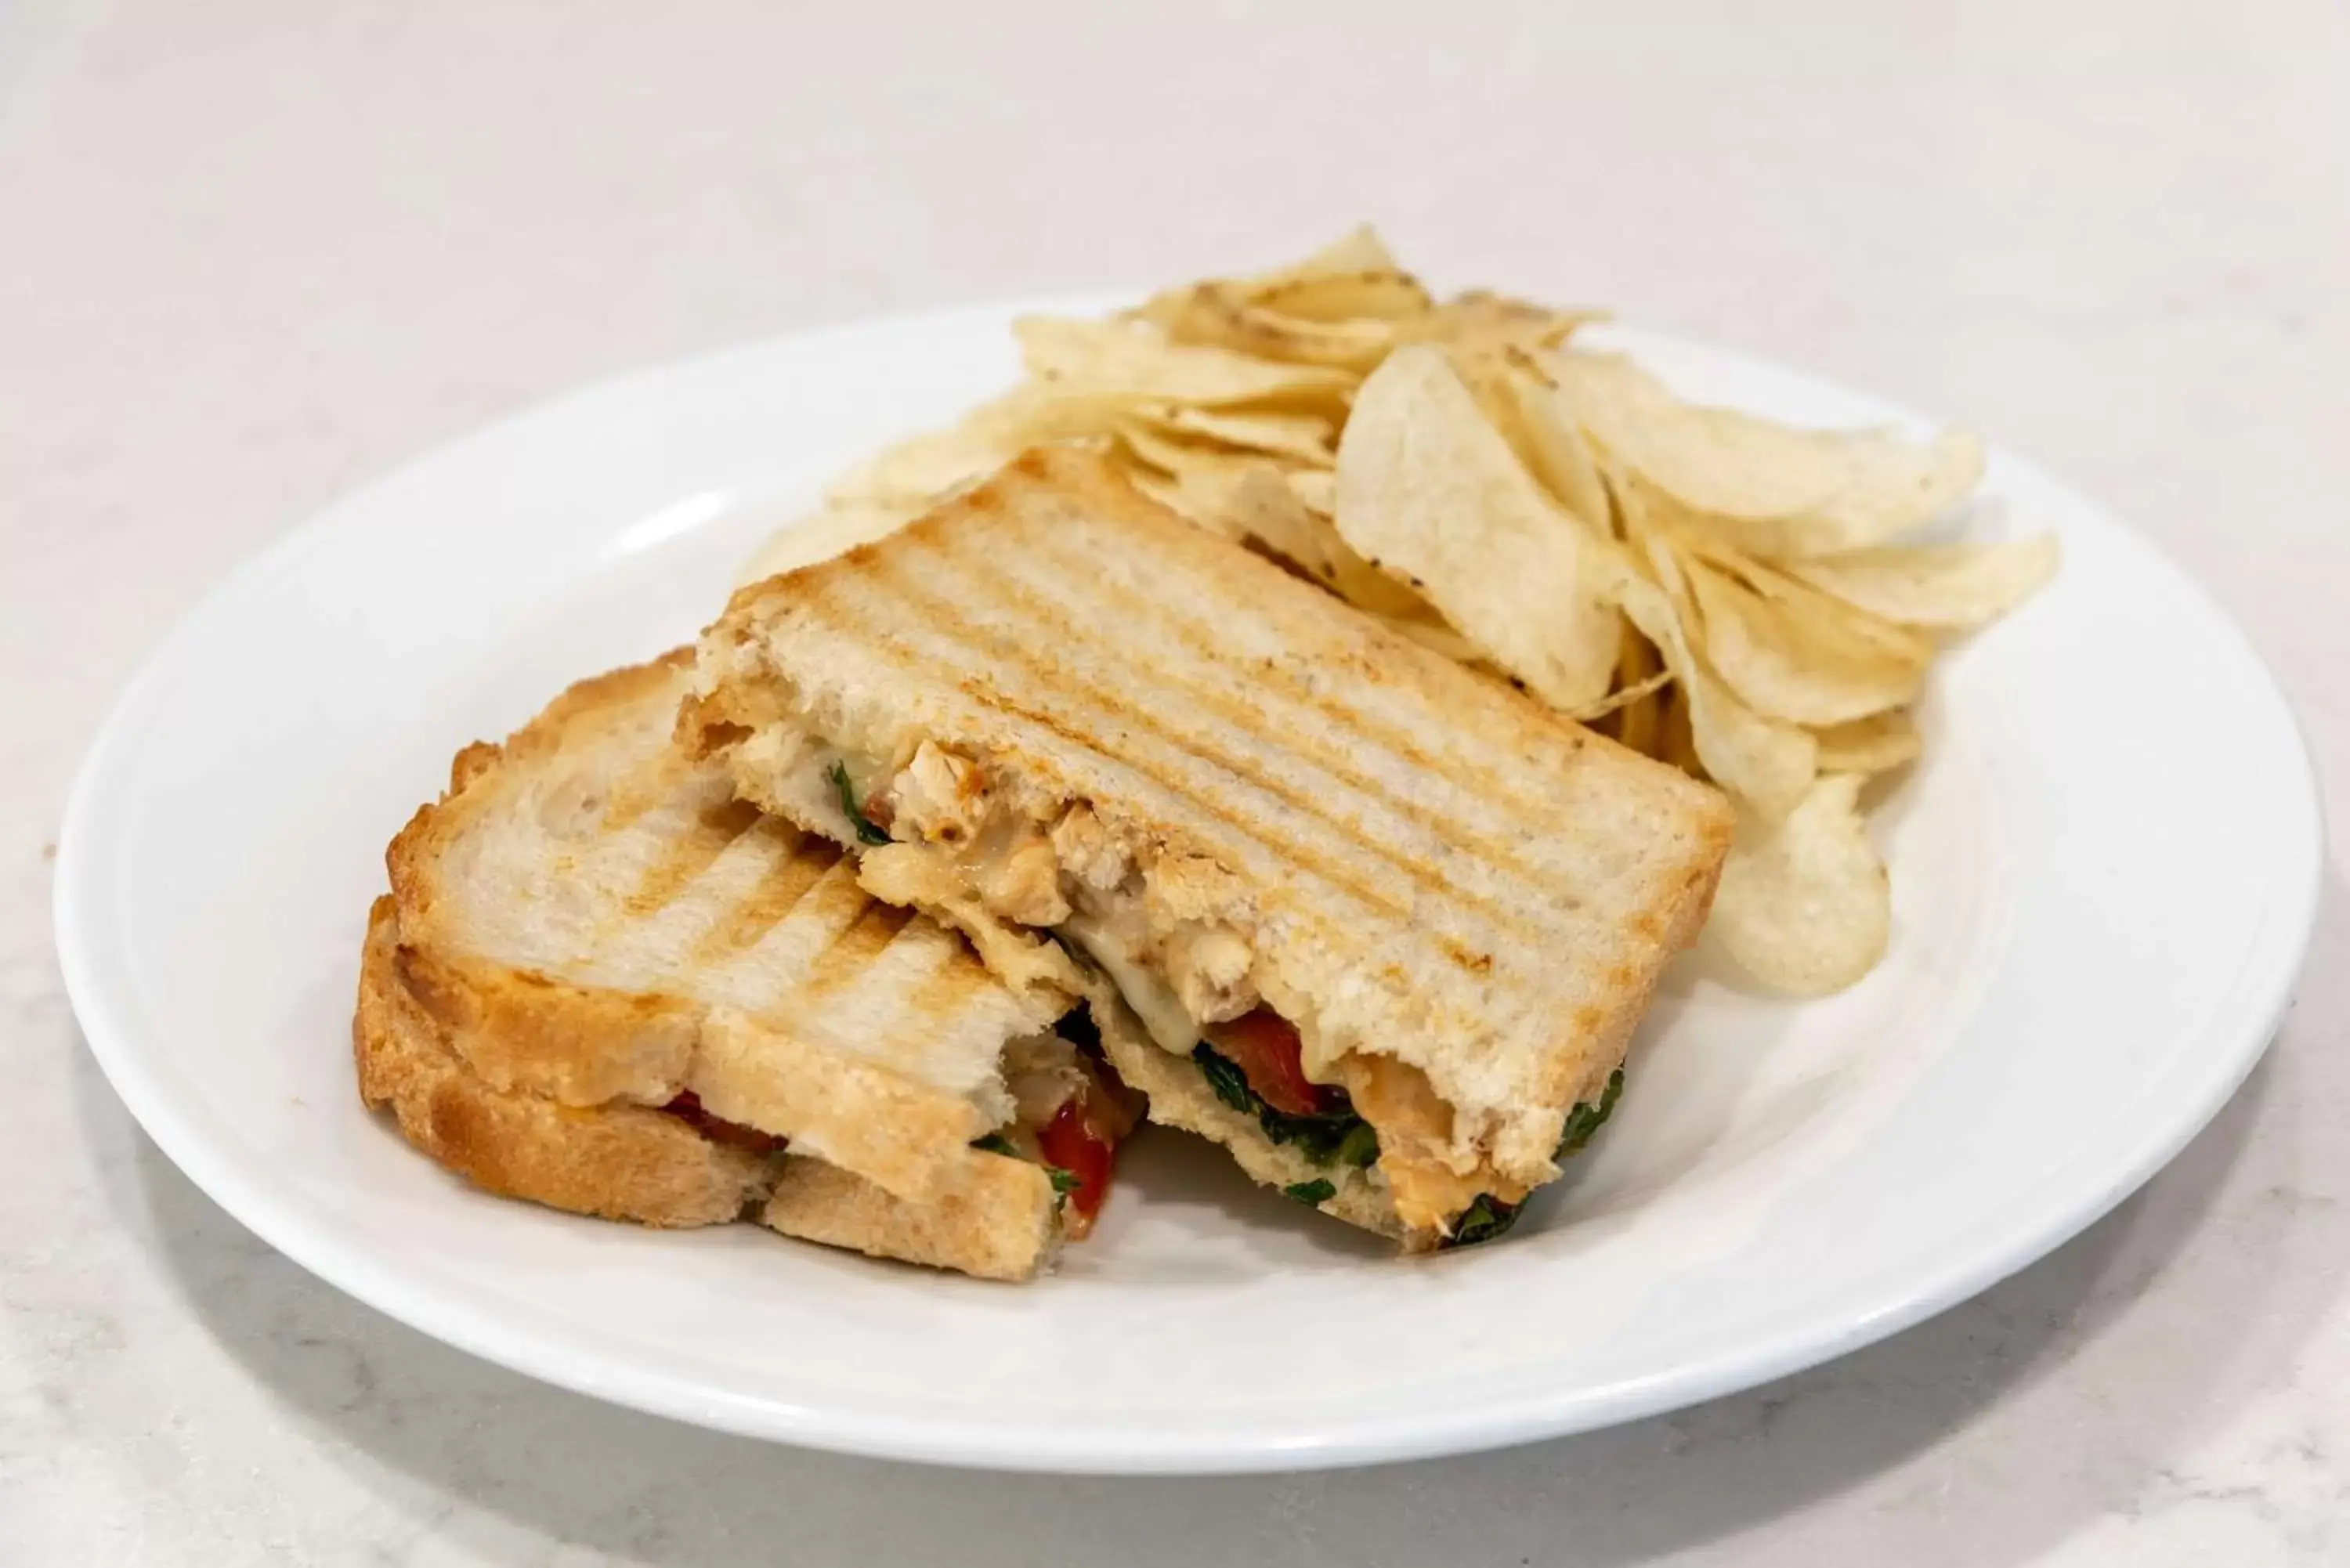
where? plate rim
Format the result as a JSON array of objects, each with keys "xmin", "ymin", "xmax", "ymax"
[{"xmin": 52, "ymin": 302, "xmax": 2328, "ymax": 1473}]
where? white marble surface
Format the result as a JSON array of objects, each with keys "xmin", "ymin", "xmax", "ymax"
[{"xmin": 3, "ymin": 2, "xmax": 2345, "ymax": 1562}]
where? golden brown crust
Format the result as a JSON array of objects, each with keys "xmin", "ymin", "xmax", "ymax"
[
  {"xmin": 691, "ymin": 1009, "xmax": 990, "ymax": 1199},
  {"xmin": 356, "ymin": 898, "xmax": 776, "ymax": 1227},
  {"xmin": 762, "ymin": 1150, "xmax": 1060, "ymax": 1282},
  {"xmin": 392, "ymin": 943, "xmax": 700, "ymax": 1107}
]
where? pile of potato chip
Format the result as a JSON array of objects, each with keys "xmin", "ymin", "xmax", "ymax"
[{"xmin": 744, "ymin": 228, "xmax": 2055, "ymax": 994}]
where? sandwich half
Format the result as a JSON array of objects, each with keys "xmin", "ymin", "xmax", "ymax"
[
  {"xmin": 359, "ymin": 651, "xmax": 1137, "ymax": 1281},
  {"xmin": 684, "ymin": 446, "xmax": 1734, "ymax": 1247}
]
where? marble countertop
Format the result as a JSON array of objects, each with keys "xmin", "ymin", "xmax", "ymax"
[{"xmin": 4, "ymin": 2, "xmax": 2345, "ymax": 1563}]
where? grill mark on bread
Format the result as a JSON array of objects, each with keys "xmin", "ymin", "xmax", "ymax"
[
  {"xmin": 801, "ymin": 898, "xmax": 917, "ymax": 998},
  {"xmin": 624, "ymin": 798, "xmax": 762, "ymax": 918},
  {"xmin": 1044, "ymin": 459, "xmax": 1652, "ymax": 819},
  {"xmin": 1018, "ymin": 488, "xmax": 1603, "ymax": 822},
  {"xmin": 848, "ymin": 539, "xmax": 1568, "ymax": 941},
  {"xmin": 598, "ymin": 750, "xmax": 692, "ymax": 834},
  {"xmin": 906, "ymin": 941, "xmax": 1019, "ymax": 1031},
  {"xmin": 1003, "ymin": 520, "xmax": 1592, "ymax": 899},
  {"xmin": 805, "ymin": 556, "xmax": 1415, "ymax": 923},
  {"xmin": 685, "ymin": 822, "xmax": 835, "ymax": 963}
]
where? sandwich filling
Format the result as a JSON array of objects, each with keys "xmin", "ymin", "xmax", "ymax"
[
  {"xmin": 754, "ymin": 736, "xmax": 1618, "ymax": 1240},
  {"xmin": 980, "ymin": 1008, "xmax": 1142, "ymax": 1238}
]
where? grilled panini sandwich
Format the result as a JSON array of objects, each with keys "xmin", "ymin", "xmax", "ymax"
[
  {"xmin": 685, "ymin": 446, "xmax": 1735, "ymax": 1246},
  {"xmin": 358, "ymin": 652, "xmax": 1137, "ymax": 1281}
]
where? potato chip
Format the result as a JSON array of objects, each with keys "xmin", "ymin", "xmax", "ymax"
[
  {"xmin": 1254, "ymin": 269, "xmax": 1433, "ymax": 324},
  {"xmin": 1221, "ymin": 464, "xmax": 1429, "ymax": 619},
  {"xmin": 1787, "ymin": 535, "xmax": 2058, "ymax": 630},
  {"xmin": 1112, "ymin": 417, "xmax": 1264, "ymax": 484},
  {"xmin": 1684, "ymin": 557, "xmax": 1925, "ymax": 725},
  {"xmin": 1365, "ymin": 608, "xmax": 1488, "ymax": 665},
  {"xmin": 1128, "ymin": 443, "xmax": 1427, "ymax": 623},
  {"xmin": 1126, "ymin": 467, "xmax": 1234, "ymax": 536},
  {"xmin": 1710, "ymin": 774, "xmax": 1891, "ymax": 995},
  {"xmin": 1492, "ymin": 349, "xmax": 1613, "ymax": 533},
  {"xmin": 1558, "ymin": 352, "xmax": 1984, "ymax": 555},
  {"xmin": 1410, "ymin": 289, "xmax": 1601, "ymax": 356},
  {"xmin": 736, "ymin": 497, "xmax": 924, "ymax": 586},
  {"xmin": 1682, "ymin": 534, "xmax": 1937, "ymax": 663},
  {"xmin": 1274, "ymin": 223, "xmax": 1403, "ymax": 281},
  {"xmin": 826, "ymin": 410, "xmax": 1022, "ymax": 506},
  {"xmin": 829, "ymin": 384, "xmax": 1144, "ymax": 505},
  {"xmin": 1130, "ymin": 227, "xmax": 1423, "ymax": 342},
  {"xmin": 1336, "ymin": 345, "xmax": 1620, "ymax": 711},
  {"xmin": 1658, "ymin": 685, "xmax": 1703, "ymax": 777},
  {"xmin": 1609, "ymin": 624, "xmax": 1668, "ymax": 757},
  {"xmin": 1285, "ymin": 468, "xmax": 1336, "ymax": 516},
  {"xmin": 1148, "ymin": 284, "xmax": 1401, "ymax": 371},
  {"xmin": 1811, "ymin": 709, "xmax": 1922, "ymax": 775},
  {"xmin": 1014, "ymin": 316, "xmax": 1354, "ymax": 405},
  {"xmin": 1576, "ymin": 667, "xmax": 1673, "ymax": 722},
  {"xmin": 1149, "ymin": 404, "xmax": 1337, "ymax": 465},
  {"xmin": 1603, "ymin": 539, "xmax": 1817, "ymax": 813}
]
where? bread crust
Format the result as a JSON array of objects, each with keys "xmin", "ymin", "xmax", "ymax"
[
  {"xmin": 356, "ymin": 654, "xmax": 1075, "ymax": 1279},
  {"xmin": 763, "ymin": 1151, "xmax": 1060, "ymax": 1282},
  {"xmin": 356, "ymin": 898, "xmax": 777, "ymax": 1227}
]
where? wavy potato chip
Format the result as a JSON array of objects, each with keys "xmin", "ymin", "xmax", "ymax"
[
  {"xmin": 1285, "ymin": 468, "xmax": 1336, "ymax": 516},
  {"xmin": 1609, "ymin": 624, "xmax": 1668, "ymax": 756},
  {"xmin": 1559, "ymin": 352, "xmax": 1984, "ymax": 556},
  {"xmin": 1788, "ymin": 535, "xmax": 2058, "ymax": 630},
  {"xmin": 1685, "ymin": 558, "xmax": 1926, "ymax": 725},
  {"xmin": 1150, "ymin": 403, "xmax": 1337, "ymax": 464},
  {"xmin": 829, "ymin": 385, "xmax": 1144, "ymax": 505},
  {"xmin": 1365, "ymin": 607, "xmax": 1488, "ymax": 665},
  {"xmin": 1126, "ymin": 466, "xmax": 1232, "ymax": 535},
  {"xmin": 1711, "ymin": 774, "xmax": 1891, "ymax": 995},
  {"xmin": 1493, "ymin": 349, "xmax": 1613, "ymax": 533},
  {"xmin": 826, "ymin": 412, "xmax": 1021, "ymax": 506},
  {"xmin": 1606, "ymin": 539, "xmax": 1817, "ymax": 812},
  {"xmin": 1336, "ymin": 346, "xmax": 1620, "ymax": 712},
  {"xmin": 1254, "ymin": 268, "xmax": 1433, "ymax": 324},
  {"xmin": 1132, "ymin": 229, "xmax": 1419, "ymax": 330},
  {"xmin": 1811, "ymin": 709, "xmax": 1922, "ymax": 775},
  {"xmin": 1152, "ymin": 284, "xmax": 1400, "ymax": 371},
  {"xmin": 1685, "ymin": 537, "xmax": 1937, "ymax": 662},
  {"xmin": 736, "ymin": 496, "xmax": 926, "ymax": 587},
  {"xmin": 1014, "ymin": 316, "xmax": 1354, "ymax": 406},
  {"xmin": 1139, "ymin": 451, "xmax": 1429, "ymax": 622},
  {"xmin": 1408, "ymin": 289, "xmax": 1601, "ymax": 358}
]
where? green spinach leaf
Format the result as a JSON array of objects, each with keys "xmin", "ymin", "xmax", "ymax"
[
  {"xmin": 827, "ymin": 760, "xmax": 893, "ymax": 845},
  {"xmin": 1556, "ymin": 1068, "xmax": 1625, "ymax": 1160}
]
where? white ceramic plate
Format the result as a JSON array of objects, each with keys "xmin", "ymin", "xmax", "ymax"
[{"xmin": 56, "ymin": 300, "xmax": 2322, "ymax": 1474}]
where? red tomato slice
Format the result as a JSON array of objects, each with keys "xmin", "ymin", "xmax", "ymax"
[
  {"xmin": 1036, "ymin": 1096, "xmax": 1119, "ymax": 1237},
  {"xmin": 661, "ymin": 1089, "xmax": 789, "ymax": 1155},
  {"xmin": 1208, "ymin": 1010, "xmax": 1329, "ymax": 1117}
]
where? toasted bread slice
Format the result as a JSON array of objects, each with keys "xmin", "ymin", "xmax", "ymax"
[
  {"xmin": 689, "ymin": 446, "xmax": 1732, "ymax": 1241},
  {"xmin": 387, "ymin": 652, "xmax": 1066, "ymax": 1203},
  {"xmin": 363, "ymin": 652, "xmax": 1100, "ymax": 1280},
  {"xmin": 358, "ymin": 894, "xmax": 777, "ymax": 1227},
  {"xmin": 360, "ymin": 895, "xmax": 1064, "ymax": 1277}
]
